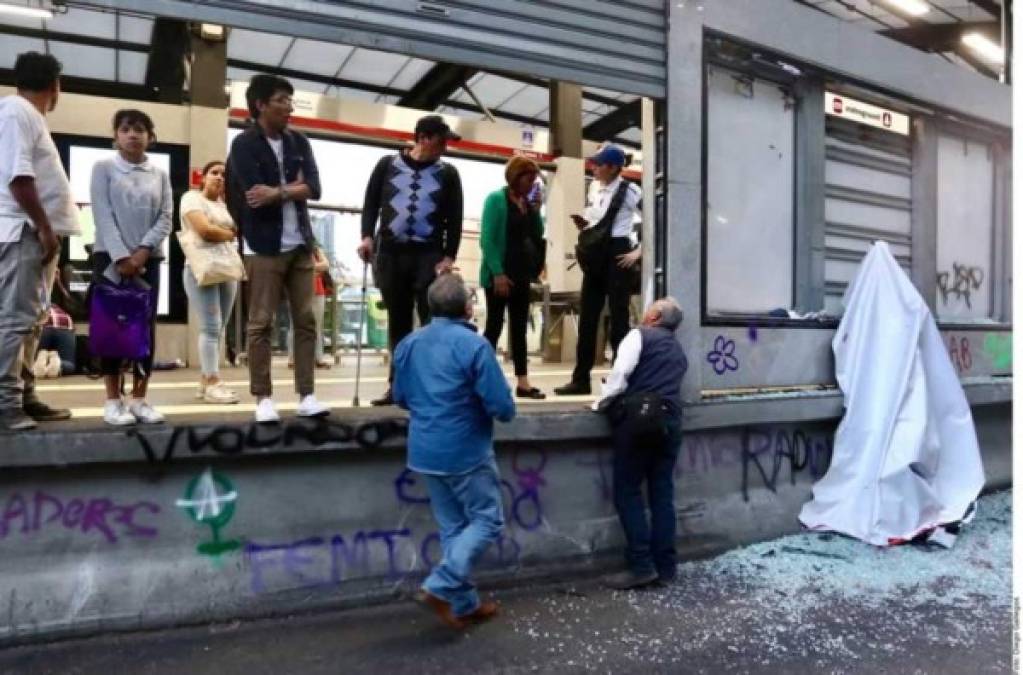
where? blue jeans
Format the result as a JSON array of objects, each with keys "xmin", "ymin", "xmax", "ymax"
[
  {"xmin": 183, "ymin": 265, "xmax": 238, "ymax": 376},
  {"xmin": 422, "ymin": 458, "xmax": 504, "ymax": 617},
  {"xmin": 612, "ymin": 416, "xmax": 683, "ymax": 578}
]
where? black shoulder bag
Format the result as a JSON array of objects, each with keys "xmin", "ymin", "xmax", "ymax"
[
  {"xmin": 521, "ymin": 211, "xmax": 547, "ymax": 281},
  {"xmin": 575, "ymin": 180, "xmax": 630, "ymax": 276},
  {"xmin": 603, "ymin": 391, "xmax": 668, "ymax": 444}
]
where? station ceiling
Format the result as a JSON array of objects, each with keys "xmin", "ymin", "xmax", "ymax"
[{"xmin": 0, "ymin": 0, "xmax": 1008, "ymax": 149}]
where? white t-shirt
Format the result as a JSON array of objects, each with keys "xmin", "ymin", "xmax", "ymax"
[
  {"xmin": 0, "ymin": 95, "xmax": 81, "ymax": 242},
  {"xmin": 269, "ymin": 135, "xmax": 303, "ymax": 253},
  {"xmin": 583, "ymin": 176, "xmax": 642, "ymax": 239},
  {"xmin": 180, "ymin": 189, "xmax": 234, "ymax": 234}
]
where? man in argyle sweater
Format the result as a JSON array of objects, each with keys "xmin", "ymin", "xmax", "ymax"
[{"xmin": 358, "ymin": 115, "xmax": 464, "ymax": 406}]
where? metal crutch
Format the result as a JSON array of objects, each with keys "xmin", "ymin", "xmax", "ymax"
[{"xmin": 352, "ymin": 261, "xmax": 369, "ymax": 407}]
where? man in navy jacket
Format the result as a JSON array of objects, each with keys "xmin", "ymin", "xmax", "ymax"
[{"xmin": 227, "ymin": 74, "xmax": 328, "ymax": 424}]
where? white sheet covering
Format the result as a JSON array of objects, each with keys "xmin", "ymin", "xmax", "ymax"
[{"xmin": 798, "ymin": 242, "xmax": 985, "ymax": 546}]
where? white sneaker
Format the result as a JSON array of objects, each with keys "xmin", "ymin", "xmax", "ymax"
[
  {"xmin": 194, "ymin": 381, "xmax": 206, "ymax": 400},
  {"xmin": 203, "ymin": 382, "xmax": 239, "ymax": 404},
  {"xmin": 254, "ymin": 398, "xmax": 280, "ymax": 424},
  {"xmin": 103, "ymin": 399, "xmax": 136, "ymax": 426},
  {"xmin": 296, "ymin": 394, "xmax": 330, "ymax": 418},
  {"xmin": 128, "ymin": 399, "xmax": 165, "ymax": 424}
]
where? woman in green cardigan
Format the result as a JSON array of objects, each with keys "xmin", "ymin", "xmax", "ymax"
[{"xmin": 480, "ymin": 156, "xmax": 546, "ymax": 399}]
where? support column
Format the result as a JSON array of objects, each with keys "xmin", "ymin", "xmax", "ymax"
[
  {"xmin": 184, "ymin": 29, "xmax": 229, "ymax": 370},
  {"xmin": 549, "ymin": 82, "xmax": 583, "ymax": 159},
  {"xmin": 190, "ymin": 29, "xmax": 228, "ymax": 109},
  {"xmin": 911, "ymin": 117, "xmax": 938, "ymax": 315},
  {"xmin": 543, "ymin": 157, "xmax": 586, "ymax": 362},
  {"xmin": 794, "ymin": 78, "xmax": 826, "ymax": 313},
  {"xmin": 665, "ymin": 5, "xmax": 704, "ymax": 403},
  {"xmin": 640, "ymin": 97, "xmax": 657, "ymax": 307}
]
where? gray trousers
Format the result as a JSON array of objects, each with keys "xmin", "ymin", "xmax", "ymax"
[
  {"xmin": 0, "ymin": 224, "xmax": 44, "ymax": 410},
  {"xmin": 20, "ymin": 253, "xmax": 58, "ymax": 403}
]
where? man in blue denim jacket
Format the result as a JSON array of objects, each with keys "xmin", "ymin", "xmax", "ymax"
[{"xmin": 393, "ymin": 273, "xmax": 515, "ymax": 629}]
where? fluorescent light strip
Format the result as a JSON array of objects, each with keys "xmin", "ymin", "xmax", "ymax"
[
  {"xmin": 0, "ymin": 2, "xmax": 53, "ymax": 19},
  {"xmin": 962, "ymin": 33, "xmax": 1005, "ymax": 64},
  {"xmin": 882, "ymin": 0, "xmax": 930, "ymax": 17}
]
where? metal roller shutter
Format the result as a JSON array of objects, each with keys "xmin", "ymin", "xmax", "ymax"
[
  {"xmin": 824, "ymin": 117, "xmax": 913, "ymax": 314},
  {"xmin": 79, "ymin": 0, "xmax": 667, "ymax": 97}
]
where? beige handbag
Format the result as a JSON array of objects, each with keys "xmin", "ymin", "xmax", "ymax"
[{"xmin": 178, "ymin": 228, "xmax": 246, "ymax": 286}]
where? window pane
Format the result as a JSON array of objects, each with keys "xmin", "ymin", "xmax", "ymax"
[
  {"xmin": 706, "ymin": 67, "xmax": 795, "ymax": 314},
  {"xmin": 936, "ymin": 135, "xmax": 994, "ymax": 321}
]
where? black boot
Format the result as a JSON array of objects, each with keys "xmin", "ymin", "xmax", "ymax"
[
  {"xmin": 371, "ymin": 388, "xmax": 395, "ymax": 406},
  {"xmin": 24, "ymin": 396, "xmax": 72, "ymax": 422},
  {"xmin": 554, "ymin": 380, "xmax": 591, "ymax": 396}
]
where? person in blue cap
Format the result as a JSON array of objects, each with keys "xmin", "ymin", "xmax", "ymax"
[{"xmin": 555, "ymin": 144, "xmax": 642, "ymax": 396}]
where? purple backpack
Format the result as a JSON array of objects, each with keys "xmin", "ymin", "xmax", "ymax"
[{"xmin": 88, "ymin": 282, "xmax": 153, "ymax": 360}]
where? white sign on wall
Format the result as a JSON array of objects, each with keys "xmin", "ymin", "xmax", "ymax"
[{"xmin": 825, "ymin": 92, "xmax": 910, "ymax": 136}]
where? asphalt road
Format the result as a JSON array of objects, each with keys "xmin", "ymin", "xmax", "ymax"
[{"xmin": 1, "ymin": 490, "xmax": 1011, "ymax": 675}]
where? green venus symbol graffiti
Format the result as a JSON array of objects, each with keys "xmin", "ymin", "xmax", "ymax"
[{"xmin": 176, "ymin": 467, "xmax": 242, "ymax": 556}]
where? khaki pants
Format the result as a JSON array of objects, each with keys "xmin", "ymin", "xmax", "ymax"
[
  {"xmin": 21, "ymin": 252, "xmax": 59, "ymax": 403},
  {"xmin": 245, "ymin": 249, "xmax": 315, "ymax": 398}
]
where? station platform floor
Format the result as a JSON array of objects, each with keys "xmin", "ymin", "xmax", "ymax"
[{"xmin": 30, "ymin": 354, "xmax": 606, "ymax": 429}]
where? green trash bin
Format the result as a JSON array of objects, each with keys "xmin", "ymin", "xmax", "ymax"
[{"xmin": 366, "ymin": 289, "xmax": 388, "ymax": 349}]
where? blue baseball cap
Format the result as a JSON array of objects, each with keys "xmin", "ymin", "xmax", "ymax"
[{"xmin": 589, "ymin": 145, "xmax": 626, "ymax": 167}]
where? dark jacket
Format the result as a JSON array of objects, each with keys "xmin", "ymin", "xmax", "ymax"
[
  {"xmin": 226, "ymin": 124, "xmax": 321, "ymax": 255},
  {"xmin": 360, "ymin": 151, "xmax": 463, "ymax": 259}
]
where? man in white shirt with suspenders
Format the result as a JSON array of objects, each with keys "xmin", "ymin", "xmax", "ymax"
[{"xmin": 556, "ymin": 145, "xmax": 642, "ymax": 396}]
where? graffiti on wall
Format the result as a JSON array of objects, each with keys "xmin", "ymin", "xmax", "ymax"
[
  {"xmin": 948, "ymin": 336, "xmax": 973, "ymax": 375},
  {"xmin": 244, "ymin": 448, "xmax": 550, "ymax": 595},
  {"xmin": 707, "ymin": 335, "xmax": 740, "ymax": 375},
  {"xmin": 0, "ymin": 491, "xmax": 160, "ymax": 543},
  {"xmin": 983, "ymin": 333, "xmax": 1012, "ymax": 370},
  {"xmin": 937, "ymin": 263, "xmax": 984, "ymax": 309},
  {"xmin": 176, "ymin": 468, "xmax": 241, "ymax": 557},
  {"xmin": 132, "ymin": 417, "xmax": 410, "ymax": 464},
  {"xmin": 576, "ymin": 426, "xmax": 831, "ymax": 505},
  {"xmin": 741, "ymin": 427, "xmax": 832, "ymax": 501}
]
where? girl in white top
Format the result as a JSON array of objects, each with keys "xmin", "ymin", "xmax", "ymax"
[{"xmin": 180, "ymin": 161, "xmax": 240, "ymax": 404}]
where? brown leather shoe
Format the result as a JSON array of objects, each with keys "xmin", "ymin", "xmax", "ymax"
[
  {"xmin": 462, "ymin": 600, "xmax": 500, "ymax": 624},
  {"xmin": 414, "ymin": 590, "xmax": 465, "ymax": 630}
]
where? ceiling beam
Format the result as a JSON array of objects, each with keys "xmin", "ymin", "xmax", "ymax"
[
  {"xmin": 879, "ymin": 20, "xmax": 1001, "ymax": 78},
  {"xmin": 879, "ymin": 21, "xmax": 1000, "ymax": 51},
  {"xmin": 0, "ymin": 68, "xmax": 160, "ymax": 101},
  {"xmin": 0, "ymin": 24, "xmax": 148, "ymax": 53},
  {"xmin": 228, "ymin": 58, "xmax": 406, "ymax": 98},
  {"xmin": 968, "ymin": 0, "xmax": 1002, "ymax": 18},
  {"xmin": 227, "ymin": 59, "xmax": 551, "ymax": 128},
  {"xmin": 583, "ymin": 99, "xmax": 641, "ymax": 141},
  {"xmin": 398, "ymin": 62, "xmax": 477, "ymax": 110},
  {"xmin": 953, "ymin": 47, "xmax": 1002, "ymax": 78}
]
